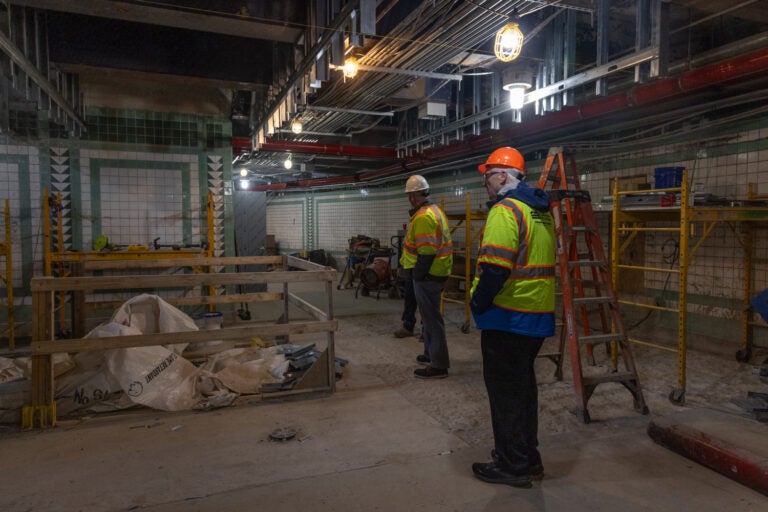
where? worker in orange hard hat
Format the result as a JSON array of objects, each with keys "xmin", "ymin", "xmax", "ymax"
[
  {"xmin": 470, "ymin": 147, "xmax": 556, "ymax": 488},
  {"xmin": 477, "ymin": 146, "xmax": 526, "ymax": 176}
]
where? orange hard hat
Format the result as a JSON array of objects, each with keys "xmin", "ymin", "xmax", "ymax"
[{"xmin": 478, "ymin": 147, "xmax": 525, "ymax": 174}]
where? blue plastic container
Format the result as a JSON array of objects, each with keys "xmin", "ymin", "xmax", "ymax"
[
  {"xmin": 750, "ymin": 288, "xmax": 768, "ymax": 324},
  {"xmin": 654, "ymin": 167, "xmax": 684, "ymax": 189}
]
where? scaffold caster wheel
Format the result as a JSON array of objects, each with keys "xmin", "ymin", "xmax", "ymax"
[
  {"xmin": 669, "ymin": 388, "xmax": 685, "ymax": 405},
  {"xmin": 461, "ymin": 322, "xmax": 470, "ymax": 334},
  {"xmin": 735, "ymin": 347, "xmax": 752, "ymax": 363},
  {"xmin": 577, "ymin": 409, "xmax": 591, "ymax": 424}
]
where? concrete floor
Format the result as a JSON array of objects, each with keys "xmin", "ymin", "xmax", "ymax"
[{"xmin": 1, "ymin": 282, "xmax": 767, "ymax": 511}]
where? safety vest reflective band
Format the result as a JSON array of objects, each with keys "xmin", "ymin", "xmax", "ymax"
[
  {"xmin": 400, "ymin": 203, "xmax": 453, "ymax": 275},
  {"xmin": 471, "ymin": 197, "xmax": 556, "ymax": 313}
]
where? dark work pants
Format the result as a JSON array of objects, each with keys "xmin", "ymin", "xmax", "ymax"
[
  {"xmin": 413, "ymin": 278, "xmax": 449, "ymax": 369},
  {"xmin": 401, "ymin": 273, "xmax": 417, "ymax": 333},
  {"xmin": 481, "ymin": 329, "xmax": 544, "ymax": 472}
]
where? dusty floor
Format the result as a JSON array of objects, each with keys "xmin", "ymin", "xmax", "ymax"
[{"xmin": 1, "ymin": 283, "xmax": 767, "ymax": 511}]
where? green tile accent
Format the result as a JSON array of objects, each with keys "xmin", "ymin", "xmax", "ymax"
[
  {"xmin": 0, "ymin": 154, "xmax": 33, "ymax": 295},
  {"xmin": 78, "ymin": 107, "xmax": 230, "ymax": 149}
]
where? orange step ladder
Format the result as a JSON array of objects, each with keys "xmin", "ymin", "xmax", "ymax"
[{"xmin": 538, "ymin": 147, "xmax": 648, "ymax": 423}]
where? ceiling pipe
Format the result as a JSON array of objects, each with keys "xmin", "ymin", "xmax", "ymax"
[
  {"xmin": 259, "ymin": 141, "xmax": 397, "ymax": 159},
  {"xmin": 359, "ymin": 46, "xmax": 768, "ymax": 183},
  {"xmin": 263, "ymin": 46, "xmax": 768, "ymax": 190},
  {"xmin": 232, "ymin": 137, "xmax": 251, "ymax": 154},
  {"xmin": 296, "ymin": 175, "xmax": 358, "ymax": 187}
]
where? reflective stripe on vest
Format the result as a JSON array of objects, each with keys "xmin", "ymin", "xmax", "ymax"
[
  {"xmin": 471, "ymin": 197, "xmax": 555, "ymax": 312},
  {"xmin": 400, "ymin": 204, "xmax": 453, "ymax": 275}
]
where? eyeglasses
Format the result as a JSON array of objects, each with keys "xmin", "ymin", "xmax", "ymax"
[{"xmin": 482, "ymin": 171, "xmax": 503, "ymax": 186}]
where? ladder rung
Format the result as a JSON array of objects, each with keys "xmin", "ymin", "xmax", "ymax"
[
  {"xmin": 578, "ymin": 333, "xmax": 623, "ymax": 345},
  {"xmin": 573, "ymin": 296, "xmax": 613, "ymax": 305},
  {"xmin": 569, "ymin": 226, "xmax": 592, "ymax": 232},
  {"xmin": 571, "ymin": 279, "xmax": 599, "ymax": 286},
  {"xmin": 568, "ymin": 260, "xmax": 602, "ymax": 267},
  {"xmin": 583, "ymin": 372, "xmax": 638, "ymax": 386}
]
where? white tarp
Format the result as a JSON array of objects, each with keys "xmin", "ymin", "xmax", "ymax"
[{"xmin": 5, "ymin": 294, "xmax": 287, "ymax": 415}]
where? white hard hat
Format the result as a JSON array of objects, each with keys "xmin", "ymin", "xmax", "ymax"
[{"xmin": 405, "ymin": 175, "xmax": 429, "ymax": 193}]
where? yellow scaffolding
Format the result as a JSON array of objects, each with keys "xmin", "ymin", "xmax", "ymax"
[
  {"xmin": 441, "ymin": 193, "xmax": 486, "ymax": 333},
  {"xmin": 611, "ymin": 172, "xmax": 768, "ymax": 404},
  {"xmin": 43, "ymin": 189, "xmax": 216, "ymax": 335},
  {"xmin": 1, "ymin": 199, "xmax": 14, "ymax": 350}
]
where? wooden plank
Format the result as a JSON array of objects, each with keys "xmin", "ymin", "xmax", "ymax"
[
  {"xmin": 31, "ymin": 270, "xmax": 337, "ymax": 292},
  {"xmin": 82, "ymin": 255, "xmax": 283, "ymax": 270},
  {"xmin": 31, "ymin": 320, "xmax": 338, "ymax": 354},
  {"xmin": 84, "ymin": 292, "xmax": 284, "ymax": 311},
  {"xmin": 287, "ymin": 292, "xmax": 328, "ymax": 321},
  {"xmin": 285, "ymin": 255, "xmax": 330, "ymax": 271},
  {"xmin": 31, "ymin": 290, "xmax": 54, "ymax": 406},
  {"xmin": 50, "ymin": 249, "xmax": 203, "ymax": 263}
]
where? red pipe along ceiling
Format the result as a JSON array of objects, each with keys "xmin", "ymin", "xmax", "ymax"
[
  {"xmin": 259, "ymin": 141, "xmax": 397, "ymax": 159},
  {"xmin": 246, "ymin": 46, "xmax": 768, "ymax": 190}
]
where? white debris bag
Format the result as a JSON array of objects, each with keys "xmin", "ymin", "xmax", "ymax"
[
  {"xmin": 111, "ymin": 293, "xmax": 200, "ymax": 354},
  {"xmin": 103, "ymin": 294, "xmax": 203, "ymax": 411},
  {"xmin": 42, "ymin": 294, "xmax": 291, "ymax": 415},
  {"xmin": 0, "ymin": 357, "xmax": 25, "ymax": 383},
  {"xmin": 105, "ymin": 344, "xmax": 200, "ymax": 411},
  {"xmin": 55, "ymin": 366, "xmax": 134, "ymax": 415}
]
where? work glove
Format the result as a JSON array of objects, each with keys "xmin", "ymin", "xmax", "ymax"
[{"xmin": 470, "ymin": 263, "xmax": 509, "ymax": 314}]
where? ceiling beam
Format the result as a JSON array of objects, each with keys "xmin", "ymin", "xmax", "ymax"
[
  {"xmin": 0, "ymin": 30, "xmax": 86, "ymax": 130},
  {"xmin": 55, "ymin": 63, "xmax": 271, "ymax": 91},
  {"xmin": 9, "ymin": 0, "xmax": 303, "ymax": 42}
]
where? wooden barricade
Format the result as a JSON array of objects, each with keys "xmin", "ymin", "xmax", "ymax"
[{"xmin": 23, "ymin": 255, "xmax": 338, "ymax": 428}]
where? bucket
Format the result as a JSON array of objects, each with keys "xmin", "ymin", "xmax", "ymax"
[
  {"xmin": 654, "ymin": 167, "xmax": 684, "ymax": 189},
  {"xmin": 195, "ymin": 311, "xmax": 223, "ymax": 330}
]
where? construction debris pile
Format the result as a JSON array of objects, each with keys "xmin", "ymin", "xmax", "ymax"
[{"xmin": 0, "ymin": 294, "xmax": 341, "ymax": 423}]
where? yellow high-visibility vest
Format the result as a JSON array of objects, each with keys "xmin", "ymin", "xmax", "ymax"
[
  {"xmin": 471, "ymin": 196, "xmax": 556, "ymax": 321},
  {"xmin": 400, "ymin": 203, "xmax": 453, "ymax": 275}
]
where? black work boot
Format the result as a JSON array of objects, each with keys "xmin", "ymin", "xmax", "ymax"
[
  {"xmin": 492, "ymin": 448, "xmax": 544, "ymax": 479},
  {"xmin": 471, "ymin": 462, "xmax": 532, "ymax": 488}
]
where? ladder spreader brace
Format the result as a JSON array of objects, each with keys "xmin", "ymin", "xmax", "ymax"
[{"xmin": 538, "ymin": 148, "xmax": 649, "ymax": 423}]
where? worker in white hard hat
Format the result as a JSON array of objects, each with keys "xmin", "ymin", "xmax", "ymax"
[{"xmin": 400, "ymin": 175, "xmax": 453, "ymax": 379}]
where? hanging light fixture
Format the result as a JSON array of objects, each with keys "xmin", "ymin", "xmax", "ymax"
[
  {"xmin": 284, "ymin": 155, "xmax": 293, "ymax": 170},
  {"xmin": 502, "ymin": 67, "xmax": 533, "ymax": 110},
  {"xmin": 239, "ymin": 168, "xmax": 248, "ymax": 177},
  {"xmin": 291, "ymin": 119, "xmax": 303, "ymax": 134},
  {"xmin": 494, "ymin": 22, "xmax": 524, "ymax": 63},
  {"xmin": 343, "ymin": 57, "xmax": 359, "ymax": 78}
]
